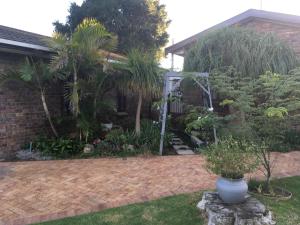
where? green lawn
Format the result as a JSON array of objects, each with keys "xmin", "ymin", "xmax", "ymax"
[{"xmin": 35, "ymin": 176, "xmax": 300, "ymax": 225}]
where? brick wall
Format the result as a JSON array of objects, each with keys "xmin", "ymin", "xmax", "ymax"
[
  {"xmin": 0, "ymin": 52, "xmax": 62, "ymax": 159},
  {"xmin": 241, "ymin": 18, "xmax": 300, "ymax": 57}
]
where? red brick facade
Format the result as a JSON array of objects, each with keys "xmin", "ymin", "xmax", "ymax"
[
  {"xmin": 241, "ymin": 18, "xmax": 300, "ymax": 57},
  {"xmin": 0, "ymin": 52, "xmax": 62, "ymax": 159}
]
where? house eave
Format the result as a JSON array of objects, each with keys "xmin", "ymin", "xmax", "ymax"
[
  {"xmin": 0, "ymin": 38, "xmax": 51, "ymax": 52},
  {"xmin": 165, "ymin": 9, "xmax": 300, "ymax": 57}
]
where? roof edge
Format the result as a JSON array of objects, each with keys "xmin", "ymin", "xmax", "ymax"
[
  {"xmin": 165, "ymin": 9, "xmax": 300, "ymax": 56},
  {"xmin": 0, "ymin": 38, "xmax": 50, "ymax": 52}
]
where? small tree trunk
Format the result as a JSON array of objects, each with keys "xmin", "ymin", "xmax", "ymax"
[
  {"xmin": 41, "ymin": 90, "xmax": 58, "ymax": 137},
  {"xmin": 265, "ymin": 165, "xmax": 272, "ymax": 193},
  {"xmin": 93, "ymin": 94, "xmax": 98, "ymax": 120},
  {"xmin": 266, "ymin": 175, "xmax": 271, "ymax": 192},
  {"xmin": 135, "ymin": 93, "xmax": 143, "ymax": 136}
]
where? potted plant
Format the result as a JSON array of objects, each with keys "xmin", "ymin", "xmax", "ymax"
[{"xmin": 205, "ymin": 136, "xmax": 258, "ymax": 204}]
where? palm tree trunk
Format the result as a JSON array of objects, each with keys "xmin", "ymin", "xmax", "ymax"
[
  {"xmin": 41, "ymin": 90, "xmax": 58, "ymax": 137},
  {"xmin": 72, "ymin": 62, "xmax": 79, "ymax": 118},
  {"xmin": 135, "ymin": 93, "xmax": 143, "ymax": 136},
  {"xmin": 93, "ymin": 74, "xmax": 108, "ymax": 120}
]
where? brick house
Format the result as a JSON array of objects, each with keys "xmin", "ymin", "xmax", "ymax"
[
  {"xmin": 0, "ymin": 25, "xmax": 63, "ymax": 159},
  {"xmin": 166, "ymin": 9, "xmax": 300, "ymax": 60},
  {"xmin": 165, "ymin": 9, "xmax": 300, "ymax": 114},
  {"xmin": 0, "ymin": 25, "xmax": 128, "ymax": 159}
]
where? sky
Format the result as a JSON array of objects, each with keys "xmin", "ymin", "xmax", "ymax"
[{"xmin": 1, "ymin": 0, "xmax": 300, "ymax": 68}]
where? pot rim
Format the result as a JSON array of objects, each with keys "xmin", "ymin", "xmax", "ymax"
[{"xmin": 219, "ymin": 176, "xmax": 245, "ymax": 181}]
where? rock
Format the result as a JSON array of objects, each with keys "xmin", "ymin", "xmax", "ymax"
[
  {"xmin": 83, "ymin": 144, "xmax": 94, "ymax": 154},
  {"xmin": 173, "ymin": 145, "xmax": 191, "ymax": 151},
  {"xmin": 176, "ymin": 150, "xmax": 195, "ymax": 155},
  {"xmin": 191, "ymin": 135, "xmax": 205, "ymax": 146},
  {"xmin": 197, "ymin": 192, "xmax": 276, "ymax": 225},
  {"xmin": 123, "ymin": 144, "xmax": 135, "ymax": 151},
  {"xmin": 170, "ymin": 137, "xmax": 184, "ymax": 145},
  {"xmin": 16, "ymin": 150, "xmax": 52, "ymax": 160},
  {"xmin": 173, "ymin": 145, "xmax": 195, "ymax": 155}
]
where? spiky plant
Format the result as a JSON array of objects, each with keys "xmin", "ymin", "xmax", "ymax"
[
  {"xmin": 184, "ymin": 27, "xmax": 298, "ymax": 77},
  {"xmin": 120, "ymin": 49, "xmax": 162, "ymax": 135}
]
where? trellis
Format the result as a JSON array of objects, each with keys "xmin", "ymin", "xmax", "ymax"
[{"xmin": 159, "ymin": 71, "xmax": 217, "ymax": 155}]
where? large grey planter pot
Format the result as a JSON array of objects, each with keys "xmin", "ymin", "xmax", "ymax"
[{"xmin": 216, "ymin": 177, "xmax": 248, "ymax": 204}]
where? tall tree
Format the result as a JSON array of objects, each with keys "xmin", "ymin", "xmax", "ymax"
[
  {"xmin": 49, "ymin": 18, "xmax": 117, "ymax": 118},
  {"xmin": 53, "ymin": 0, "xmax": 170, "ymax": 54},
  {"xmin": 120, "ymin": 49, "xmax": 161, "ymax": 135}
]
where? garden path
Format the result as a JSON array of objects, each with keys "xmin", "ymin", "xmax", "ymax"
[{"xmin": 0, "ymin": 151, "xmax": 299, "ymax": 225}]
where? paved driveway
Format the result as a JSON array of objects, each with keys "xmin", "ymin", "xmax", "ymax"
[{"xmin": 0, "ymin": 152, "xmax": 299, "ymax": 225}]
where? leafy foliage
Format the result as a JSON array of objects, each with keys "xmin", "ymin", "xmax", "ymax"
[
  {"xmin": 178, "ymin": 106, "xmax": 220, "ymax": 143},
  {"xmin": 184, "ymin": 27, "xmax": 298, "ymax": 77},
  {"xmin": 95, "ymin": 120, "xmax": 171, "ymax": 156},
  {"xmin": 49, "ymin": 18, "xmax": 117, "ymax": 117},
  {"xmin": 205, "ymin": 68, "xmax": 300, "ymax": 187},
  {"xmin": 33, "ymin": 136, "xmax": 83, "ymax": 158},
  {"xmin": 209, "ymin": 69, "xmax": 300, "ymax": 142},
  {"xmin": 264, "ymin": 107, "xmax": 288, "ymax": 118},
  {"xmin": 53, "ymin": 0, "xmax": 170, "ymax": 53},
  {"xmin": 205, "ymin": 136, "xmax": 258, "ymax": 179}
]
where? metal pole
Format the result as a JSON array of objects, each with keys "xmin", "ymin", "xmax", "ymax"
[
  {"xmin": 171, "ymin": 39, "xmax": 175, "ymax": 71},
  {"xmin": 206, "ymin": 77, "xmax": 218, "ymax": 144},
  {"xmin": 159, "ymin": 74, "xmax": 169, "ymax": 155},
  {"xmin": 171, "ymin": 53, "xmax": 174, "ymax": 71}
]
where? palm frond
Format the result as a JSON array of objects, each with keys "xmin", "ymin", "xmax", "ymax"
[{"xmin": 123, "ymin": 49, "xmax": 162, "ymax": 98}]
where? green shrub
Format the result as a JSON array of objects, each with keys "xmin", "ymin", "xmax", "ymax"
[
  {"xmin": 33, "ymin": 136, "xmax": 83, "ymax": 158},
  {"xmin": 174, "ymin": 105, "xmax": 220, "ymax": 143},
  {"xmin": 205, "ymin": 136, "xmax": 258, "ymax": 179},
  {"xmin": 105, "ymin": 129, "xmax": 125, "ymax": 145},
  {"xmin": 95, "ymin": 119, "xmax": 171, "ymax": 157},
  {"xmin": 136, "ymin": 120, "xmax": 166, "ymax": 153},
  {"xmin": 283, "ymin": 129, "xmax": 300, "ymax": 150}
]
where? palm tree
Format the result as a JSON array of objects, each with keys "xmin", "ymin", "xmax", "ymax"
[
  {"xmin": 0, "ymin": 58, "xmax": 59, "ymax": 137},
  {"xmin": 49, "ymin": 18, "xmax": 117, "ymax": 118},
  {"xmin": 121, "ymin": 49, "xmax": 161, "ymax": 135}
]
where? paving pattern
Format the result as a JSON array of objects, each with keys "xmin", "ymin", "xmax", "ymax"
[{"xmin": 0, "ymin": 151, "xmax": 299, "ymax": 225}]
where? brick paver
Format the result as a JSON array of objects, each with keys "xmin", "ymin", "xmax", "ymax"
[{"xmin": 0, "ymin": 152, "xmax": 299, "ymax": 225}]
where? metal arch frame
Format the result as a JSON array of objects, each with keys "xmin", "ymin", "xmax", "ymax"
[{"xmin": 159, "ymin": 71, "xmax": 217, "ymax": 155}]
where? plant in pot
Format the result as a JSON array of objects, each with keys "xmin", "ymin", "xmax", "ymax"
[
  {"xmin": 97, "ymin": 100, "xmax": 116, "ymax": 131},
  {"xmin": 205, "ymin": 136, "xmax": 258, "ymax": 204}
]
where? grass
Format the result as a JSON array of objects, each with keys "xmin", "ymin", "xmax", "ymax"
[
  {"xmin": 35, "ymin": 177, "xmax": 300, "ymax": 225},
  {"xmin": 256, "ymin": 177, "xmax": 300, "ymax": 225}
]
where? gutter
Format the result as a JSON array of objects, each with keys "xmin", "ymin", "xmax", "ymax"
[{"xmin": 0, "ymin": 38, "xmax": 50, "ymax": 52}]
